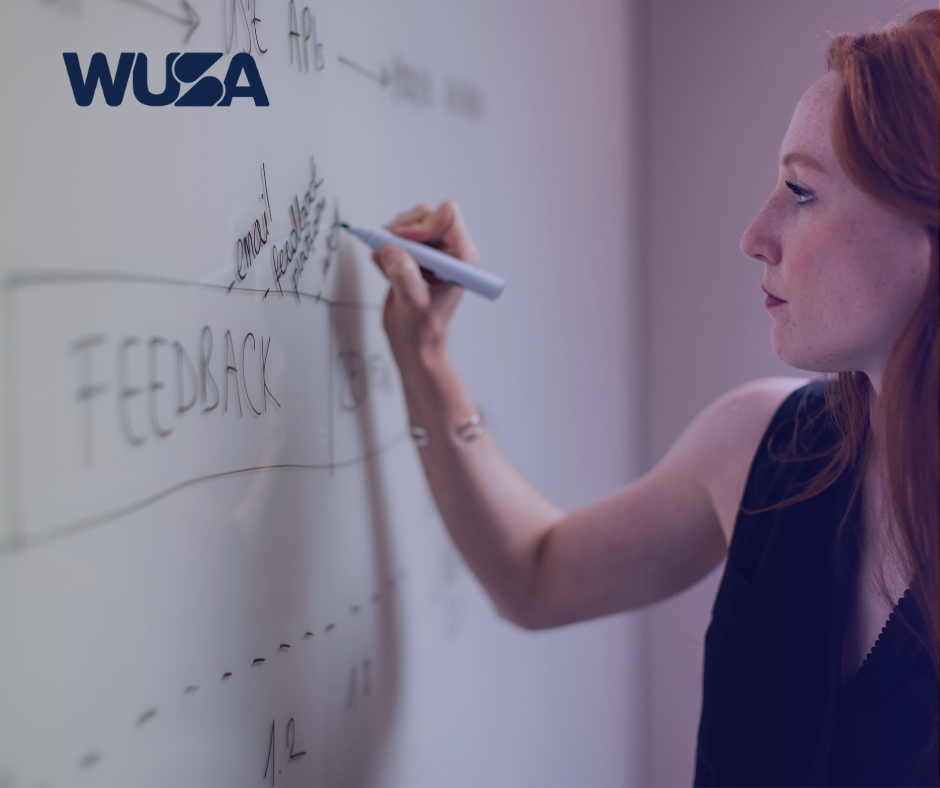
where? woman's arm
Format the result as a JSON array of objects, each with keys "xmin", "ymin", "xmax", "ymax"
[{"xmin": 375, "ymin": 202, "xmax": 806, "ymax": 628}]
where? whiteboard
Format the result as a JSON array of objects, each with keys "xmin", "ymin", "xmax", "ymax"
[{"xmin": 0, "ymin": 2, "xmax": 641, "ymax": 786}]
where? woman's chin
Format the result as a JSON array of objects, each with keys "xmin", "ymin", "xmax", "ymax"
[
  {"xmin": 770, "ymin": 330, "xmax": 819, "ymax": 373},
  {"xmin": 770, "ymin": 327, "xmax": 796, "ymax": 367}
]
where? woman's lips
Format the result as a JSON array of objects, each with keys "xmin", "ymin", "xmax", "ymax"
[{"xmin": 762, "ymin": 286, "xmax": 786, "ymax": 309}]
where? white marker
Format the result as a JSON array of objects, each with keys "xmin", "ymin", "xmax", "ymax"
[{"xmin": 342, "ymin": 223, "xmax": 505, "ymax": 301}]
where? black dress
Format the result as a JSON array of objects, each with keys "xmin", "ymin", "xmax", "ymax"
[{"xmin": 694, "ymin": 382, "xmax": 939, "ymax": 787}]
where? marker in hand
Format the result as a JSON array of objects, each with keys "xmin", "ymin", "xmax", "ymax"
[{"xmin": 341, "ymin": 223, "xmax": 506, "ymax": 301}]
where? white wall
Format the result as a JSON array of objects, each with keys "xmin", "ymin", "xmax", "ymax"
[{"xmin": 641, "ymin": 1, "xmax": 934, "ymax": 785}]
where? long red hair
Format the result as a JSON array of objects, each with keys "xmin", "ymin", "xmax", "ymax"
[{"xmin": 824, "ymin": 10, "xmax": 939, "ymax": 671}]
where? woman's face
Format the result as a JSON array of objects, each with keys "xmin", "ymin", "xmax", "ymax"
[{"xmin": 740, "ymin": 72, "xmax": 930, "ymax": 390}]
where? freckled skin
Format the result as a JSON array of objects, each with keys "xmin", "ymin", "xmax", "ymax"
[{"xmin": 741, "ymin": 73, "xmax": 931, "ymax": 383}]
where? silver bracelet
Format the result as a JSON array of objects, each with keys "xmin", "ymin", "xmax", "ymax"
[
  {"xmin": 409, "ymin": 425, "xmax": 430, "ymax": 447},
  {"xmin": 409, "ymin": 411, "xmax": 486, "ymax": 447},
  {"xmin": 455, "ymin": 412, "xmax": 485, "ymax": 442}
]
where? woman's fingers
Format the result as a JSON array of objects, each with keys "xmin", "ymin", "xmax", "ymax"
[
  {"xmin": 387, "ymin": 203, "xmax": 433, "ymax": 231},
  {"xmin": 436, "ymin": 200, "xmax": 481, "ymax": 266},
  {"xmin": 377, "ymin": 243, "xmax": 431, "ymax": 309},
  {"xmin": 387, "ymin": 201, "xmax": 481, "ymax": 267}
]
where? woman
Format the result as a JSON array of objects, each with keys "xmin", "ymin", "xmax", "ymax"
[{"xmin": 372, "ymin": 11, "xmax": 938, "ymax": 786}]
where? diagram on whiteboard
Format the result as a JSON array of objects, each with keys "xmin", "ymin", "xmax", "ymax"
[{"xmin": 1, "ymin": 156, "xmax": 405, "ymax": 555}]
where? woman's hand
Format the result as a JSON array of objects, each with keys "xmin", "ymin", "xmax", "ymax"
[{"xmin": 372, "ymin": 201, "xmax": 480, "ymax": 366}]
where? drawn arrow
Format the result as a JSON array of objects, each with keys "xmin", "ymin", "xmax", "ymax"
[
  {"xmin": 337, "ymin": 56, "xmax": 390, "ymax": 88},
  {"xmin": 118, "ymin": 0, "xmax": 201, "ymax": 44}
]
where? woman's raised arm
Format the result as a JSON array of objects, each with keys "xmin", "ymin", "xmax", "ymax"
[{"xmin": 374, "ymin": 201, "xmax": 806, "ymax": 628}]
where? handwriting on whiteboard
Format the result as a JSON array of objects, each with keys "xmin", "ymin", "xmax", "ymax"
[
  {"xmin": 338, "ymin": 54, "xmax": 485, "ymax": 120},
  {"xmin": 69, "ymin": 327, "xmax": 279, "ymax": 462},
  {"xmin": 234, "ymin": 164, "xmax": 273, "ymax": 285},
  {"xmin": 239, "ymin": 157, "xmax": 340, "ymax": 302},
  {"xmin": 0, "ymin": 263, "xmax": 402, "ymax": 552},
  {"xmin": 268, "ymin": 159, "xmax": 340, "ymax": 302},
  {"xmin": 223, "ymin": 0, "xmax": 266, "ymax": 56},
  {"xmin": 288, "ymin": 2, "xmax": 325, "ymax": 73}
]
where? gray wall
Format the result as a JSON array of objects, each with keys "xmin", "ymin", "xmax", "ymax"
[{"xmin": 640, "ymin": 1, "xmax": 934, "ymax": 785}]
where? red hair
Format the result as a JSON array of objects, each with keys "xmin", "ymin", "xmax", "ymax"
[{"xmin": 825, "ymin": 10, "xmax": 939, "ymax": 671}]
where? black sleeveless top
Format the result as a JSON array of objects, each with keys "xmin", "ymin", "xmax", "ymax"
[{"xmin": 694, "ymin": 382, "xmax": 939, "ymax": 787}]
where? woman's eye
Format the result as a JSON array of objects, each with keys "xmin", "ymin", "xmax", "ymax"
[{"xmin": 785, "ymin": 180, "xmax": 814, "ymax": 205}]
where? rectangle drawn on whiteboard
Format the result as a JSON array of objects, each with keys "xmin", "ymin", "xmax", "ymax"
[{"xmin": 0, "ymin": 270, "xmax": 402, "ymax": 553}]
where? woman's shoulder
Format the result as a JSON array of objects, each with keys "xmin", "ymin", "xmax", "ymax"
[
  {"xmin": 710, "ymin": 377, "xmax": 820, "ymax": 435},
  {"xmin": 692, "ymin": 377, "xmax": 812, "ymax": 544}
]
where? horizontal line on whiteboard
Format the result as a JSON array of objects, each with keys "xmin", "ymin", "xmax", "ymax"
[
  {"xmin": 0, "ymin": 269, "xmax": 382, "ymax": 311},
  {"xmin": 0, "ymin": 431, "xmax": 409, "ymax": 555}
]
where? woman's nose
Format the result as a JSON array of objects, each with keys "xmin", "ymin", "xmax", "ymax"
[{"xmin": 740, "ymin": 196, "xmax": 780, "ymax": 265}]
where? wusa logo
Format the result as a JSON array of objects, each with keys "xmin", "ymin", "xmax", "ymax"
[{"xmin": 63, "ymin": 52, "xmax": 269, "ymax": 107}]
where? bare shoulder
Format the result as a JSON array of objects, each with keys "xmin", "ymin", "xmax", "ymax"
[{"xmin": 679, "ymin": 376, "xmax": 810, "ymax": 545}]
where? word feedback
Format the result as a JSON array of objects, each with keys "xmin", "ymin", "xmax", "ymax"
[
  {"xmin": 70, "ymin": 327, "xmax": 279, "ymax": 464},
  {"xmin": 63, "ymin": 52, "xmax": 269, "ymax": 107}
]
